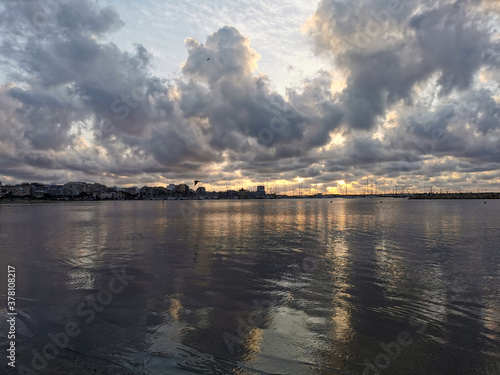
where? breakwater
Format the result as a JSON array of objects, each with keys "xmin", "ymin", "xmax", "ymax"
[{"xmin": 409, "ymin": 192, "xmax": 500, "ymax": 199}]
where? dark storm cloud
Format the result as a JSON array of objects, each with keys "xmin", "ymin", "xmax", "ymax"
[
  {"xmin": 296, "ymin": 0, "xmax": 500, "ymax": 189},
  {"xmin": 180, "ymin": 26, "xmax": 342, "ymax": 153},
  {"xmin": 394, "ymin": 88, "xmax": 500, "ymax": 162},
  {"xmin": 323, "ymin": 136, "xmax": 424, "ymax": 177},
  {"xmin": 318, "ymin": 86, "xmax": 500, "ymax": 179},
  {"xmin": 307, "ymin": 0, "xmax": 499, "ymax": 129},
  {"xmin": 409, "ymin": 3, "xmax": 490, "ymax": 95},
  {"xmin": 0, "ymin": 0, "xmax": 222, "ymax": 180},
  {"xmin": 7, "ymin": 86, "xmax": 81, "ymax": 150}
]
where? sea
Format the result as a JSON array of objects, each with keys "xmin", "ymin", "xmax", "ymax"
[{"xmin": 0, "ymin": 198, "xmax": 499, "ymax": 374}]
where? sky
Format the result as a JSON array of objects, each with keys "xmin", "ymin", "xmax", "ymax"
[{"xmin": 0, "ymin": 0, "xmax": 500, "ymax": 194}]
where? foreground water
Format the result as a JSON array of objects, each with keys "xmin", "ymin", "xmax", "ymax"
[{"xmin": 0, "ymin": 199, "xmax": 499, "ymax": 374}]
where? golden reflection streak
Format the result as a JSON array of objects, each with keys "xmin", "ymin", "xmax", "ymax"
[
  {"xmin": 324, "ymin": 201, "xmax": 353, "ymax": 344},
  {"xmin": 483, "ymin": 303, "xmax": 500, "ymax": 343},
  {"xmin": 44, "ymin": 207, "xmax": 101, "ymax": 290},
  {"xmin": 169, "ymin": 296, "xmax": 182, "ymax": 322},
  {"xmin": 241, "ymin": 328, "xmax": 264, "ymax": 362}
]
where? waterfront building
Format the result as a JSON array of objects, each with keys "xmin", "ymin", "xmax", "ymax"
[
  {"xmin": 63, "ymin": 181, "xmax": 89, "ymax": 196},
  {"xmin": 196, "ymin": 187, "xmax": 206, "ymax": 196},
  {"xmin": 47, "ymin": 184, "xmax": 64, "ymax": 197},
  {"xmin": 30, "ymin": 183, "xmax": 47, "ymax": 198},
  {"xmin": 3, "ymin": 183, "xmax": 32, "ymax": 197},
  {"xmin": 122, "ymin": 187, "xmax": 140, "ymax": 195},
  {"xmin": 177, "ymin": 184, "xmax": 189, "ymax": 193},
  {"xmin": 89, "ymin": 183, "xmax": 107, "ymax": 194}
]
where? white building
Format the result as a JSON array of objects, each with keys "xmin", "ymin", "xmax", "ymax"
[{"xmin": 63, "ymin": 182, "xmax": 89, "ymax": 196}]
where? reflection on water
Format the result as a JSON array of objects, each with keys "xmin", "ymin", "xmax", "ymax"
[{"xmin": 1, "ymin": 199, "xmax": 500, "ymax": 374}]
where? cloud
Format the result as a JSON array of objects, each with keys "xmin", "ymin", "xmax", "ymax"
[
  {"xmin": 183, "ymin": 26, "xmax": 260, "ymax": 82},
  {"xmin": 306, "ymin": 0, "xmax": 499, "ymax": 129},
  {"xmin": 0, "ymin": 0, "xmax": 499, "ymax": 191},
  {"xmin": 179, "ymin": 26, "xmax": 344, "ymax": 158}
]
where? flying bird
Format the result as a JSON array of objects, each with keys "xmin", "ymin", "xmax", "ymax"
[
  {"xmin": 207, "ymin": 57, "xmax": 210, "ymax": 61},
  {"xmin": 194, "ymin": 180, "xmax": 201, "ymax": 185}
]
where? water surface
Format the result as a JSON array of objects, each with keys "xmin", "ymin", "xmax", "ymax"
[{"xmin": 1, "ymin": 199, "xmax": 499, "ymax": 374}]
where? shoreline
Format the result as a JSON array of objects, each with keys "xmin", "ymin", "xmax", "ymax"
[{"xmin": 1, "ymin": 193, "xmax": 499, "ymax": 203}]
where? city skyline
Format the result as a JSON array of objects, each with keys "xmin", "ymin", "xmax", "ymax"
[
  {"xmin": 1, "ymin": 179, "xmax": 497, "ymax": 198},
  {"xmin": 1, "ymin": 1, "xmax": 500, "ymax": 192}
]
